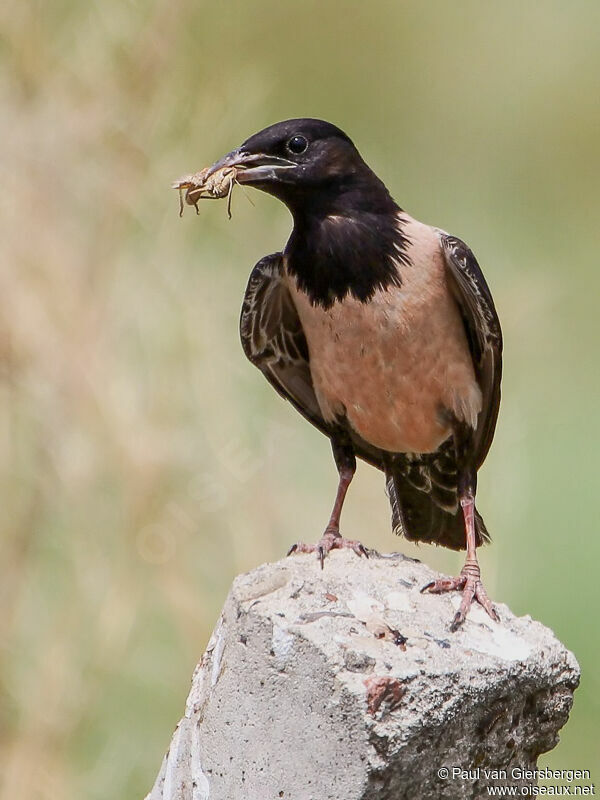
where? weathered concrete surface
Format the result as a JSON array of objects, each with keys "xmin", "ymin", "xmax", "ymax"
[{"xmin": 145, "ymin": 550, "xmax": 579, "ymax": 800}]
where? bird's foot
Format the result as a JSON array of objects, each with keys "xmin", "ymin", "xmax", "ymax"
[
  {"xmin": 421, "ymin": 563, "xmax": 499, "ymax": 632},
  {"xmin": 287, "ymin": 528, "xmax": 368, "ymax": 569}
]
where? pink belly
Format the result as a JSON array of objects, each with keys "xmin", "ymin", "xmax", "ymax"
[
  {"xmin": 308, "ymin": 326, "xmax": 455, "ymax": 453},
  {"xmin": 286, "ymin": 225, "xmax": 481, "ymax": 454}
]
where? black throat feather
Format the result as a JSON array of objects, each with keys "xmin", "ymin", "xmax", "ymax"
[{"xmin": 285, "ymin": 200, "xmax": 411, "ymax": 310}]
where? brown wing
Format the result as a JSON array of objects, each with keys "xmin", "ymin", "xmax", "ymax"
[
  {"xmin": 439, "ymin": 233, "xmax": 503, "ymax": 468},
  {"xmin": 240, "ymin": 253, "xmax": 331, "ymax": 435}
]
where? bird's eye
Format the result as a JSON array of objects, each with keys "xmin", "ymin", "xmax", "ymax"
[{"xmin": 286, "ymin": 134, "xmax": 308, "ymax": 155}]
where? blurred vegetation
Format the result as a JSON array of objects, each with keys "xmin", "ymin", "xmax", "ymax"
[{"xmin": 1, "ymin": 1, "xmax": 599, "ymax": 797}]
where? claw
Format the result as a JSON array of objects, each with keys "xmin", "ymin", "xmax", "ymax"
[
  {"xmin": 474, "ymin": 581, "xmax": 500, "ymax": 622},
  {"xmin": 286, "ymin": 530, "xmax": 368, "ymax": 567},
  {"xmin": 422, "ymin": 572, "xmax": 498, "ymax": 631},
  {"xmin": 421, "ymin": 576, "xmax": 466, "ymax": 595},
  {"xmin": 450, "ymin": 612, "xmax": 464, "ymax": 633}
]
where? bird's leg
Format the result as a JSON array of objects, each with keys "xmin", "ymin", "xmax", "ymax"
[
  {"xmin": 422, "ymin": 471, "xmax": 499, "ymax": 630},
  {"xmin": 288, "ymin": 435, "xmax": 368, "ymax": 568}
]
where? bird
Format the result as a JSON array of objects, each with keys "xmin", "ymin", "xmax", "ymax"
[{"xmin": 198, "ymin": 118, "xmax": 503, "ymax": 631}]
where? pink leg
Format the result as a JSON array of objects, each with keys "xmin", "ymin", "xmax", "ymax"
[
  {"xmin": 288, "ymin": 464, "xmax": 368, "ymax": 568},
  {"xmin": 421, "ymin": 492, "xmax": 499, "ymax": 631}
]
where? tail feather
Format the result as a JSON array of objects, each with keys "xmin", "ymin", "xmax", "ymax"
[{"xmin": 385, "ymin": 464, "xmax": 489, "ymax": 551}]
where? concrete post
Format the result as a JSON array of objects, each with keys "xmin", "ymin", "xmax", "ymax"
[{"xmin": 145, "ymin": 550, "xmax": 579, "ymax": 800}]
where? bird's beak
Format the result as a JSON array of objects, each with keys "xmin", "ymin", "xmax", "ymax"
[{"xmin": 205, "ymin": 148, "xmax": 297, "ymax": 184}]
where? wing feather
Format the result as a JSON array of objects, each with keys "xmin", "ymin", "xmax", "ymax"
[
  {"xmin": 240, "ymin": 253, "xmax": 328, "ymax": 434},
  {"xmin": 439, "ymin": 232, "xmax": 503, "ymax": 467}
]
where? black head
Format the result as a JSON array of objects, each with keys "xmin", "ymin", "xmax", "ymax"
[{"xmin": 205, "ymin": 118, "xmax": 397, "ymax": 218}]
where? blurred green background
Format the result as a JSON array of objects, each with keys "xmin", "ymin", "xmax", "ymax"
[{"xmin": 1, "ymin": 1, "xmax": 599, "ymax": 797}]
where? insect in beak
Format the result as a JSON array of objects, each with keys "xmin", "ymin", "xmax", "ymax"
[{"xmin": 172, "ymin": 166, "xmax": 240, "ymax": 219}]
